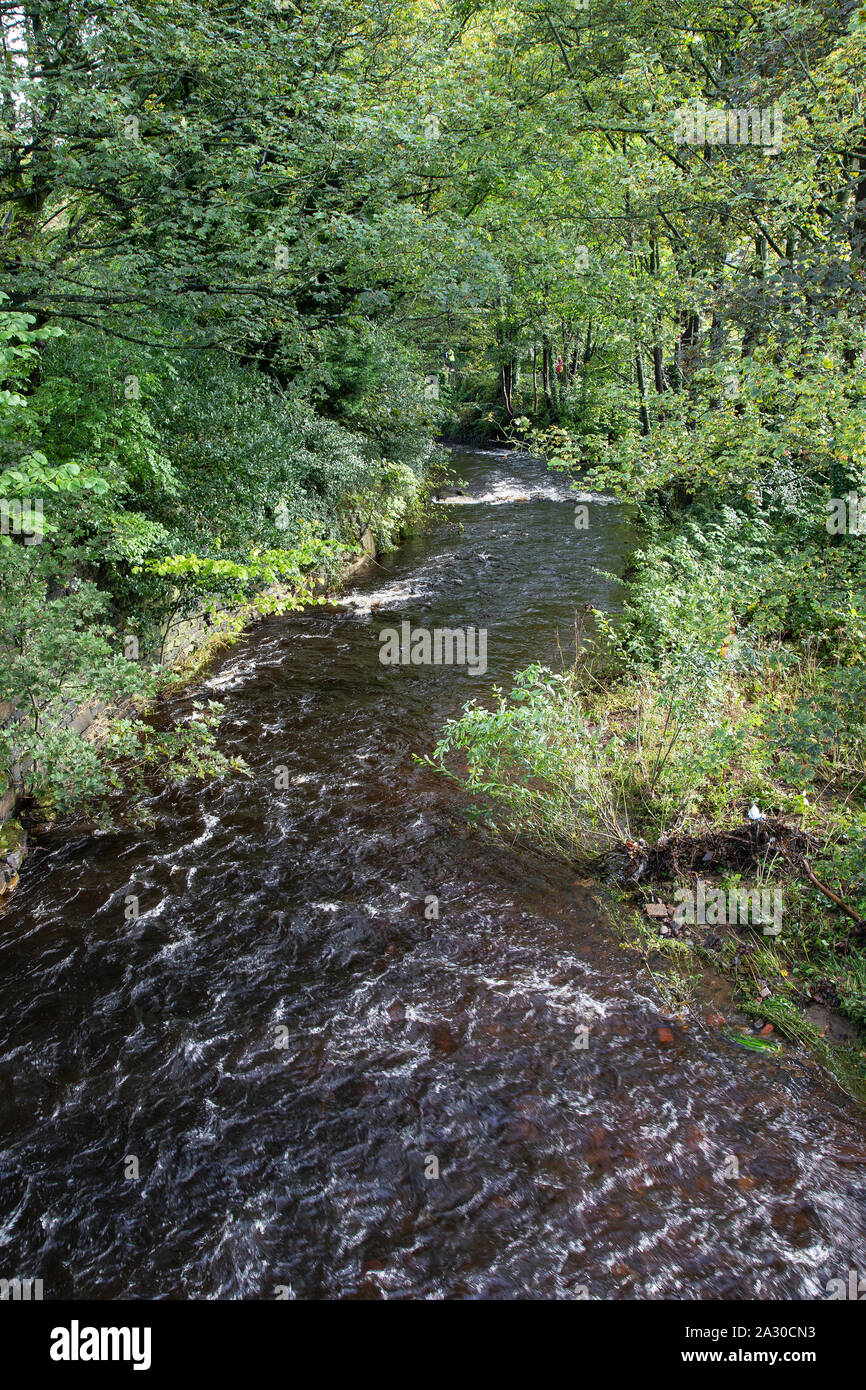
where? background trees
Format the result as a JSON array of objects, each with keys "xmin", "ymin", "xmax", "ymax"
[{"xmin": 2, "ymin": 0, "xmax": 865, "ymax": 817}]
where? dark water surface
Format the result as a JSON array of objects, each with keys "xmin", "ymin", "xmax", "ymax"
[{"xmin": 1, "ymin": 448, "xmax": 864, "ymax": 1299}]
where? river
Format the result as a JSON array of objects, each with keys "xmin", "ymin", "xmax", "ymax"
[{"xmin": 1, "ymin": 447, "xmax": 864, "ymax": 1299}]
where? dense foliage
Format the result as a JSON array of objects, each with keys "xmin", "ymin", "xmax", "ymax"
[
  {"xmin": 417, "ymin": 0, "xmax": 866, "ymax": 1080},
  {"xmin": 2, "ymin": 1, "xmax": 865, "ymax": 1074},
  {"xmin": 0, "ymin": 0, "xmax": 459, "ymax": 812}
]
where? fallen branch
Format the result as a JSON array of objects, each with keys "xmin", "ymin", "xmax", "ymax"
[{"xmin": 799, "ymin": 856, "xmax": 865, "ymax": 931}]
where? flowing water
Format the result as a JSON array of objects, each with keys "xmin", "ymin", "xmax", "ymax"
[{"xmin": 1, "ymin": 447, "xmax": 864, "ymax": 1300}]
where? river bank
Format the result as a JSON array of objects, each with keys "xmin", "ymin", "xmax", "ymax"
[
  {"xmin": 1, "ymin": 446, "xmax": 864, "ymax": 1298},
  {"xmin": 428, "ymin": 447, "xmax": 866, "ymax": 1105},
  {"xmin": 0, "ymin": 469, "xmax": 431, "ymax": 909}
]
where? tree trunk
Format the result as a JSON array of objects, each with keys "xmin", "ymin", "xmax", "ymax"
[
  {"xmin": 500, "ymin": 359, "xmax": 514, "ymax": 417},
  {"xmin": 542, "ymin": 339, "xmax": 553, "ymax": 411},
  {"xmin": 635, "ymin": 338, "xmax": 651, "ymax": 436},
  {"xmin": 677, "ymin": 311, "xmax": 702, "ymax": 380},
  {"xmin": 852, "ymin": 141, "xmax": 866, "ymax": 265},
  {"xmin": 649, "ymin": 237, "xmax": 666, "ymax": 393}
]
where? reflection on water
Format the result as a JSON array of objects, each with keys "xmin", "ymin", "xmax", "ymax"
[{"xmin": 0, "ymin": 449, "xmax": 864, "ymax": 1300}]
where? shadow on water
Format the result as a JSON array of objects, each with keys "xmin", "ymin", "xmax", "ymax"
[{"xmin": 0, "ymin": 448, "xmax": 864, "ymax": 1299}]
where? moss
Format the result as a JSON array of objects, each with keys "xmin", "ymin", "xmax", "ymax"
[{"xmin": 0, "ymin": 819, "xmax": 26, "ymax": 856}]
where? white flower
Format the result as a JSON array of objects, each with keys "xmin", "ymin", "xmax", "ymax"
[{"xmin": 748, "ymin": 804, "xmax": 764, "ymax": 821}]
